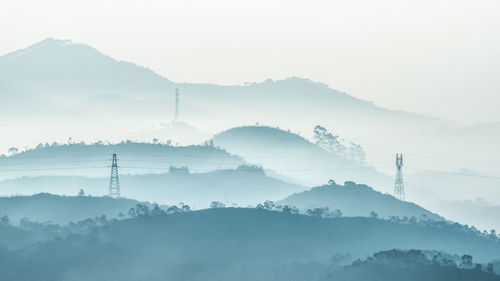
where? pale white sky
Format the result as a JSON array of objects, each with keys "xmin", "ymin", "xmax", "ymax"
[{"xmin": 1, "ymin": 0, "xmax": 499, "ymax": 124}]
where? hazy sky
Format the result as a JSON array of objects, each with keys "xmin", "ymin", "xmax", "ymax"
[{"xmin": 1, "ymin": 0, "xmax": 499, "ymax": 124}]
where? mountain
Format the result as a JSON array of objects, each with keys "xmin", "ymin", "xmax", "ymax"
[
  {"xmin": 0, "ymin": 141, "xmax": 245, "ymax": 181},
  {"xmin": 0, "ymin": 193, "xmax": 144, "ymax": 225},
  {"xmin": 0, "ymin": 38, "xmax": 173, "ymax": 99},
  {"xmin": 280, "ymin": 181, "xmax": 442, "ymax": 220},
  {"xmin": 326, "ymin": 249, "xmax": 500, "ymax": 281},
  {"xmin": 0, "ymin": 208, "xmax": 499, "ymax": 281},
  {"xmin": 0, "ymin": 38, "xmax": 454, "ymax": 155},
  {"xmin": 2, "ymin": 38, "xmax": 500, "ymax": 205},
  {"xmin": 427, "ymin": 199, "xmax": 500, "ymax": 233},
  {"xmin": 211, "ymin": 125, "xmax": 392, "ymax": 189},
  {"xmin": 0, "ymin": 166, "xmax": 305, "ymax": 207}
]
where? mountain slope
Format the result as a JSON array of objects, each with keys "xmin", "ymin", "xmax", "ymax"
[
  {"xmin": 0, "ymin": 208, "xmax": 500, "ymax": 281},
  {"xmin": 212, "ymin": 126, "xmax": 392, "ymax": 189},
  {"xmin": 0, "ymin": 38, "xmax": 173, "ymax": 98},
  {"xmin": 280, "ymin": 182, "xmax": 442, "ymax": 220},
  {"xmin": 0, "ymin": 193, "xmax": 143, "ymax": 224},
  {"xmin": 326, "ymin": 249, "xmax": 500, "ymax": 281},
  {"xmin": 2, "ymin": 38, "xmax": 498, "ymax": 206},
  {"xmin": 0, "ymin": 166, "xmax": 305, "ymax": 207},
  {"xmin": 0, "ymin": 38, "xmax": 453, "ymax": 148},
  {"xmin": 0, "ymin": 142, "xmax": 245, "ymax": 181}
]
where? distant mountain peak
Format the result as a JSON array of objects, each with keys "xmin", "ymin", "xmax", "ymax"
[{"xmin": 34, "ymin": 37, "xmax": 73, "ymax": 47}]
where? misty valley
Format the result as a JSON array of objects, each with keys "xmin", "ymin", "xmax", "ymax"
[{"xmin": 1, "ymin": 37, "xmax": 500, "ymax": 281}]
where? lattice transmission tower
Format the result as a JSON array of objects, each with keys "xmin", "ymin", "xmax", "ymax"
[
  {"xmin": 394, "ymin": 153, "xmax": 405, "ymax": 201},
  {"xmin": 109, "ymin": 153, "xmax": 120, "ymax": 198}
]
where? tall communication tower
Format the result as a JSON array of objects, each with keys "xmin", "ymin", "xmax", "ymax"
[
  {"xmin": 109, "ymin": 153, "xmax": 120, "ymax": 198},
  {"xmin": 394, "ymin": 153, "xmax": 405, "ymax": 201},
  {"xmin": 174, "ymin": 88, "xmax": 180, "ymax": 122}
]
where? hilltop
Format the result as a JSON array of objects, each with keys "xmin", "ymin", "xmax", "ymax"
[
  {"xmin": 280, "ymin": 181, "xmax": 442, "ymax": 220},
  {"xmin": 0, "ymin": 141, "xmax": 245, "ymax": 180},
  {"xmin": 212, "ymin": 126, "xmax": 392, "ymax": 189}
]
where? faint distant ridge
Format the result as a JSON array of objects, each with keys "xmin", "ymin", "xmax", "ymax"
[
  {"xmin": 0, "ymin": 37, "xmax": 450, "ymax": 128},
  {"xmin": 0, "ymin": 140, "xmax": 245, "ymax": 180},
  {"xmin": 280, "ymin": 181, "xmax": 442, "ymax": 220},
  {"xmin": 0, "ymin": 37, "xmax": 387, "ymax": 111},
  {"xmin": 0, "ymin": 37, "xmax": 174, "ymax": 96}
]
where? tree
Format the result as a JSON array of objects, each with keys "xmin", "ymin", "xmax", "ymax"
[
  {"xmin": 166, "ymin": 205, "xmax": 180, "ymax": 214},
  {"xmin": 460, "ymin": 255, "xmax": 474, "ymax": 269},
  {"xmin": 369, "ymin": 211, "xmax": 378, "ymax": 219},
  {"xmin": 210, "ymin": 201, "xmax": 226, "ymax": 209},
  {"xmin": 313, "ymin": 125, "xmax": 366, "ymax": 162},
  {"xmin": 150, "ymin": 204, "xmax": 166, "ymax": 216},
  {"xmin": 7, "ymin": 147, "xmax": 18, "ymax": 155},
  {"xmin": 181, "ymin": 204, "xmax": 191, "ymax": 212},
  {"xmin": 257, "ymin": 201, "xmax": 275, "ymax": 210},
  {"xmin": 306, "ymin": 207, "xmax": 329, "ymax": 218},
  {"xmin": 166, "ymin": 203, "xmax": 192, "ymax": 214},
  {"xmin": 331, "ymin": 209, "xmax": 343, "ymax": 218},
  {"xmin": 78, "ymin": 189, "xmax": 85, "ymax": 196},
  {"xmin": 487, "ymin": 263, "xmax": 494, "ymax": 274},
  {"xmin": 281, "ymin": 205, "xmax": 299, "ymax": 215},
  {"xmin": 0, "ymin": 215, "xmax": 9, "ymax": 225},
  {"xmin": 129, "ymin": 204, "xmax": 150, "ymax": 217}
]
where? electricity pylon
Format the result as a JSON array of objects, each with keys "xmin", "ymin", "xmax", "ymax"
[
  {"xmin": 109, "ymin": 153, "xmax": 120, "ymax": 198},
  {"xmin": 394, "ymin": 153, "xmax": 405, "ymax": 201}
]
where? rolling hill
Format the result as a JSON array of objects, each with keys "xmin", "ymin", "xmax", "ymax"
[
  {"xmin": 0, "ymin": 208, "xmax": 499, "ymax": 281},
  {"xmin": 0, "ymin": 193, "xmax": 144, "ymax": 224},
  {"xmin": 211, "ymin": 125, "xmax": 392, "ymax": 189},
  {"xmin": 0, "ymin": 166, "xmax": 305, "ymax": 208},
  {"xmin": 280, "ymin": 181, "xmax": 442, "ymax": 220},
  {"xmin": 1, "ymin": 37, "xmax": 499, "ymax": 209},
  {"xmin": 0, "ymin": 141, "xmax": 245, "ymax": 181}
]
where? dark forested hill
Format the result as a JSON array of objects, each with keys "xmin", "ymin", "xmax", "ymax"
[
  {"xmin": 324, "ymin": 249, "xmax": 500, "ymax": 281},
  {"xmin": 280, "ymin": 181, "xmax": 442, "ymax": 220},
  {"xmin": 0, "ymin": 208, "xmax": 499, "ymax": 281}
]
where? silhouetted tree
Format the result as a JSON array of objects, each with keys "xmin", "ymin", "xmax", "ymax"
[
  {"xmin": 210, "ymin": 201, "xmax": 226, "ymax": 209},
  {"xmin": 78, "ymin": 189, "xmax": 85, "ymax": 196},
  {"xmin": 257, "ymin": 201, "xmax": 275, "ymax": 210},
  {"xmin": 7, "ymin": 147, "xmax": 18, "ymax": 155},
  {"xmin": 487, "ymin": 263, "xmax": 494, "ymax": 274},
  {"xmin": 150, "ymin": 204, "xmax": 167, "ymax": 216},
  {"xmin": 460, "ymin": 255, "xmax": 474, "ymax": 269},
  {"xmin": 0, "ymin": 215, "xmax": 9, "ymax": 225},
  {"xmin": 281, "ymin": 205, "xmax": 299, "ymax": 215}
]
